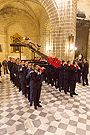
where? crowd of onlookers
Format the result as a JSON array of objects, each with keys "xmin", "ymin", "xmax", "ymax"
[{"xmin": 0, "ymin": 56, "xmax": 89, "ymax": 109}]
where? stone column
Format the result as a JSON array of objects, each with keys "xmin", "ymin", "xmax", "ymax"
[
  {"xmin": 0, "ymin": 34, "xmax": 7, "ymax": 60},
  {"xmin": 40, "ymin": 35, "xmax": 46, "ymax": 56},
  {"xmin": 39, "ymin": 0, "xmax": 77, "ymax": 62},
  {"xmin": 50, "ymin": 26, "xmax": 61, "ymax": 58},
  {"xmin": 53, "ymin": 0, "xmax": 77, "ymax": 62}
]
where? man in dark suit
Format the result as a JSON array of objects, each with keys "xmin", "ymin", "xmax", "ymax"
[
  {"xmin": 78, "ymin": 59, "xmax": 82, "ymax": 83},
  {"xmin": 12, "ymin": 58, "xmax": 17, "ymax": 86},
  {"xmin": 19, "ymin": 61, "xmax": 25, "ymax": 94},
  {"xmin": 82, "ymin": 58, "xmax": 89, "ymax": 86},
  {"xmin": 30, "ymin": 64, "xmax": 42, "ymax": 110},
  {"xmin": 64, "ymin": 61, "xmax": 71, "ymax": 94},
  {"xmin": 58, "ymin": 60, "xmax": 65, "ymax": 92},
  {"xmin": 14, "ymin": 59, "xmax": 20, "ymax": 89},
  {"xmin": 26, "ymin": 63, "xmax": 34, "ymax": 106},
  {"xmin": 8, "ymin": 57, "xmax": 13, "ymax": 81},
  {"xmin": 70, "ymin": 61, "xmax": 78, "ymax": 97},
  {"xmin": 23, "ymin": 61, "xmax": 29, "ymax": 97}
]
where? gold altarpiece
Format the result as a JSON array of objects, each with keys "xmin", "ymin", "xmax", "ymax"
[{"xmin": 10, "ymin": 33, "xmax": 23, "ymax": 53}]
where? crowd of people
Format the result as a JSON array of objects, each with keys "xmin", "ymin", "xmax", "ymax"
[
  {"xmin": 7, "ymin": 57, "xmax": 45, "ymax": 110},
  {"xmin": 0, "ymin": 56, "xmax": 89, "ymax": 109}
]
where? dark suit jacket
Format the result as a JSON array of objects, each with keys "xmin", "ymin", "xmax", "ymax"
[
  {"xmin": 12, "ymin": 63, "xmax": 16, "ymax": 75},
  {"xmin": 83, "ymin": 62, "xmax": 89, "ymax": 75},
  {"xmin": 78, "ymin": 62, "xmax": 82, "ymax": 70},
  {"xmin": 8, "ymin": 61, "xmax": 13, "ymax": 72},
  {"xmin": 69, "ymin": 66, "xmax": 78, "ymax": 81},
  {"xmin": 58, "ymin": 64, "xmax": 65, "ymax": 80},
  {"xmin": 31, "ymin": 71, "xmax": 41, "ymax": 91},
  {"xmin": 64, "ymin": 65, "xmax": 71, "ymax": 80}
]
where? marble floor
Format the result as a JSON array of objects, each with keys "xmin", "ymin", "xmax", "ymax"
[{"xmin": 0, "ymin": 74, "xmax": 90, "ymax": 135}]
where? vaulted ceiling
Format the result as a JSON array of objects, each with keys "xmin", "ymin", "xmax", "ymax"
[{"xmin": 77, "ymin": 0, "xmax": 90, "ymax": 19}]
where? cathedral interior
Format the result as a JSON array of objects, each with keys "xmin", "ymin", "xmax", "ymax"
[
  {"xmin": 0, "ymin": 0, "xmax": 90, "ymax": 135},
  {"xmin": 0, "ymin": 0, "xmax": 89, "ymax": 62}
]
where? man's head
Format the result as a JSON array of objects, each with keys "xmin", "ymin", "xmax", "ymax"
[
  {"xmin": 32, "ymin": 63, "xmax": 34, "ymax": 69},
  {"xmin": 75, "ymin": 56, "xmax": 78, "ymax": 60},
  {"xmin": 28, "ymin": 63, "xmax": 32, "ymax": 69},
  {"xmin": 21, "ymin": 61, "xmax": 25, "ymax": 66},
  {"xmin": 4, "ymin": 58, "xmax": 6, "ymax": 61},
  {"xmin": 34, "ymin": 57, "xmax": 37, "ymax": 60},
  {"xmin": 17, "ymin": 57, "xmax": 19, "ymax": 60},
  {"xmin": 62, "ymin": 60, "xmax": 65, "ymax": 64},
  {"xmin": 73, "ymin": 60, "xmax": 77, "ymax": 65},
  {"xmin": 25, "ymin": 61, "xmax": 28, "ymax": 67},
  {"xmin": 67, "ymin": 60, "xmax": 71, "ymax": 64},
  {"xmin": 33, "ymin": 64, "xmax": 38, "ymax": 71},
  {"xmin": 16, "ymin": 58, "xmax": 19, "ymax": 64},
  {"xmin": 79, "ymin": 59, "xmax": 82, "ymax": 63},
  {"xmin": 83, "ymin": 58, "xmax": 87, "ymax": 63},
  {"xmin": 9, "ymin": 57, "xmax": 12, "ymax": 61},
  {"xmin": 13, "ymin": 58, "xmax": 16, "ymax": 63}
]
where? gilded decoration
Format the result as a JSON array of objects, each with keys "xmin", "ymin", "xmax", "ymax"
[{"xmin": 10, "ymin": 33, "xmax": 23, "ymax": 53}]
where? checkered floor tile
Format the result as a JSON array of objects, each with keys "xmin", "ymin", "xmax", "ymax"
[{"xmin": 0, "ymin": 75, "xmax": 90, "ymax": 135}]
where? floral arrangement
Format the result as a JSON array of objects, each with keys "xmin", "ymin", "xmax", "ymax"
[{"xmin": 47, "ymin": 57, "xmax": 61, "ymax": 68}]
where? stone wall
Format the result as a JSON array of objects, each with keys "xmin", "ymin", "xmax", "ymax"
[
  {"xmin": 0, "ymin": 0, "xmax": 77, "ymax": 63},
  {"xmin": 0, "ymin": 1, "xmax": 40, "ymax": 62},
  {"xmin": 76, "ymin": 27, "xmax": 89, "ymax": 58},
  {"xmin": 51, "ymin": 0, "xmax": 77, "ymax": 62},
  {"xmin": 77, "ymin": 0, "xmax": 90, "ymax": 19}
]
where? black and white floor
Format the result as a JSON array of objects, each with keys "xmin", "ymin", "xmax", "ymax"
[{"xmin": 0, "ymin": 74, "xmax": 90, "ymax": 135}]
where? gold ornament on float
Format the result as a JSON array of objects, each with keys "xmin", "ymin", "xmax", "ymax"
[{"xmin": 10, "ymin": 33, "xmax": 23, "ymax": 53}]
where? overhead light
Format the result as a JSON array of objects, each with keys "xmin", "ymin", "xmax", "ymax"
[
  {"xmin": 69, "ymin": 34, "xmax": 74, "ymax": 51},
  {"xmin": 70, "ymin": 43, "xmax": 74, "ymax": 51},
  {"xmin": 75, "ymin": 47, "xmax": 77, "ymax": 51}
]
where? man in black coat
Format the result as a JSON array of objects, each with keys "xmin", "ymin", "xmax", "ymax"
[
  {"xmin": 12, "ymin": 59, "xmax": 17, "ymax": 85},
  {"xmin": 78, "ymin": 59, "xmax": 82, "ymax": 83},
  {"xmin": 8, "ymin": 57, "xmax": 13, "ymax": 81},
  {"xmin": 23, "ymin": 61, "xmax": 29, "ymax": 97},
  {"xmin": 30, "ymin": 64, "xmax": 42, "ymax": 110},
  {"xmin": 14, "ymin": 59, "xmax": 20, "ymax": 89},
  {"xmin": 70, "ymin": 61, "xmax": 78, "ymax": 97},
  {"xmin": 82, "ymin": 58, "xmax": 89, "ymax": 86},
  {"xmin": 19, "ymin": 61, "xmax": 28, "ymax": 96},
  {"xmin": 58, "ymin": 60, "xmax": 65, "ymax": 92},
  {"xmin": 64, "ymin": 61, "xmax": 71, "ymax": 94}
]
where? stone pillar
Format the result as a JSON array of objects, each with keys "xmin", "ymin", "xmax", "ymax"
[
  {"xmin": 40, "ymin": 35, "xmax": 46, "ymax": 56},
  {"xmin": 0, "ymin": 34, "xmax": 7, "ymax": 61},
  {"xmin": 52, "ymin": 0, "xmax": 77, "ymax": 62},
  {"xmin": 50, "ymin": 26, "xmax": 61, "ymax": 58}
]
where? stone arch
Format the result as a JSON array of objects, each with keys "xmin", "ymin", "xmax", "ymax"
[
  {"xmin": 38, "ymin": 0, "xmax": 59, "ymax": 26},
  {"xmin": 4, "ymin": 21, "xmax": 25, "ymax": 51},
  {"xmin": 2, "ymin": 7, "xmax": 40, "ymax": 35},
  {"xmin": 0, "ymin": 0, "xmax": 39, "ymax": 28},
  {"xmin": 4, "ymin": 21, "xmax": 25, "ymax": 35},
  {"xmin": 0, "ymin": 0, "xmax": 59, "ymax": 26},
  {"xmin": 0, "ymin": 0, "xmax": 60, "ymax": 59},
  {"xmin": 42, "ymin": 19, "xmax": 50, "ymax": 36}
]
